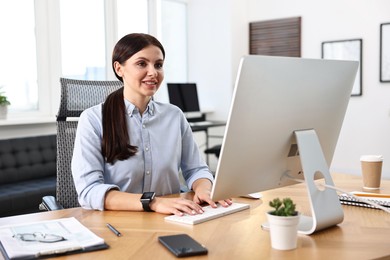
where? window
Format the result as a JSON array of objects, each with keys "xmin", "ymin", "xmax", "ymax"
[
  {"xmin": 117, "ymin": 0, "xmax": 148, "ymax": 39},
  {"xmin": 60, "ymin": 0, "xmax": 106, "ymax": 80},
  {"xmin": 0, "ymin": 0, "xmax": 188, "ymax": 119},
  {"xmin": 0, "ymin": 0, "xmax": 38, "ymax": 112}
]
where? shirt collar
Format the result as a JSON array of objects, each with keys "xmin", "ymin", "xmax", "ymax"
[{"xmin": 124, "ymin": 98, "xmax": 155, "ymax": 117}]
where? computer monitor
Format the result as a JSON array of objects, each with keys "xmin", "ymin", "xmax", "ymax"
[
  {"xmin": 211, "ymin": 55, "xmax": 359, "ymax": 234},
  {"xmin": 167, "ymin": 83, "xmax": 201, "ymax": 112}
]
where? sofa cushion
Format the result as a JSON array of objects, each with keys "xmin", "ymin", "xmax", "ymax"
[
  {"xmin": 0, "ymin": 135, "xmax": 56, "ymax": 184},
  {"xmin": 0, "ymin": 176, "xmax": 56, "ymax": 217}
]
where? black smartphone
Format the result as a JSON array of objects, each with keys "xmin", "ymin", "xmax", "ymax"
[{"xmin": 158, "ymin": 234, "xmax": 208, "ymax": 257}]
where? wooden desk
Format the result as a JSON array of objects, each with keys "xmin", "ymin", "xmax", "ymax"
[{"xmin": 1, "ymin": 173, "xmax": 389, "ymax": 259}]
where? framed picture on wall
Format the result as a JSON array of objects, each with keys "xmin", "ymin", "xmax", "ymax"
[
  {"xmin": 380, "ymin": 23, "xmax": 390, "ymax": 82},
  {"xmin": 322, "ymin": 39, "xmax": 362, "ymax": 96}
]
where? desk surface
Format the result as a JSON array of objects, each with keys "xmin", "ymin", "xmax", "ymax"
[
  {"xmin": 1, "ymin": 173, "xmax": 389, "ymax": 259},
  {"xmin": 189, "ymin": 120, "xmax": 226, "ymax": 132}
]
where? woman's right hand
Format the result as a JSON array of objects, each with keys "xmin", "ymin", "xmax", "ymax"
[{"xmin": 150, "ymin": 197, "xmax": 205, "ymax": 216}]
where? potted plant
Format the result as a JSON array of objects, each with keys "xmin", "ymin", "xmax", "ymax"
[
  {"xmin": 0, "ymin": 86, "xmax": 11, "ymax": 119},
  {"xmin": 266, "ymin": 197, "xmax": 300, "ymax": 250}
]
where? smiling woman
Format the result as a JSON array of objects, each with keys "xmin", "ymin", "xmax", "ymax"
[{"xmin": 71, "ymin": 33, "xmax": 230, "ymax": 217}]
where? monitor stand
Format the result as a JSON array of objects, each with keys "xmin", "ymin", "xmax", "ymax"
[{"xmin": 262, "ymin": 129, "xmax": 344, "ymax": 235}]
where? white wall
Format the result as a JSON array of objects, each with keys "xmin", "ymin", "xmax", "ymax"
[
  {"xmin": 188, "ymin": 0, "xmax": 390, "ymax": 178},
  {"xmin": 187, "ymin": 0, "xmax": 235, "ymax": 121}
]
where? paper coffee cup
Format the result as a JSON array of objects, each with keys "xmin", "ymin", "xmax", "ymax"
[{"xmin": 360, "ymin": 155, "xmax": 383, "ymax": 190}]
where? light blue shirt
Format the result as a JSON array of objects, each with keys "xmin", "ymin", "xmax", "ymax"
[{"xmin": 71, "ymin": 99, "xmax": 213, "ymax": 210}]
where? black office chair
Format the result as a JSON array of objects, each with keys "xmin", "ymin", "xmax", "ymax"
[{"xmin": 39, "ymin": 78, "xmax": 123, "ymax": 210}]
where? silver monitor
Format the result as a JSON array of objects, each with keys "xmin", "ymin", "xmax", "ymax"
[{"xmin": 211, "ymin": 55, "xmax": 359, "ymax": 234}]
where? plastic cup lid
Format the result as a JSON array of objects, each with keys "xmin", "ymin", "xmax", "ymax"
[{"xmin": 360, "ymin": 155, "xmax": 383, "ymax": 162}]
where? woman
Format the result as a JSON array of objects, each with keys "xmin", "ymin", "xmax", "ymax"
[{"xmin": 71, "ymin": 33, "xmax": 231, "ymax": 216}]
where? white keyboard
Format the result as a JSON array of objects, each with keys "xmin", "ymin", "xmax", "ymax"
[{"xmin": 164, "ymin": 202, "xmax": 250, "ymax": 225}]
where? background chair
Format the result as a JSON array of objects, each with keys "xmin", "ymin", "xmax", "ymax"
[
  {"xmin": 204, "ymin": 144, "xmax": 221, "ymax": 158},
  {"xmin": 40, "ymin": 78, "xmax": 122, "ymax": 210}
]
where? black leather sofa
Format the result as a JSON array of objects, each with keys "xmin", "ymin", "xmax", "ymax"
[{"xmin": 0, "ymin": 135, "xmax": 56, "ymax": 217}]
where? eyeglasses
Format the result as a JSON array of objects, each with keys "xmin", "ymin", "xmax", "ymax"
[{"xmin": 13, "ymin": 232, "xmax": 66, "ymax": 243}]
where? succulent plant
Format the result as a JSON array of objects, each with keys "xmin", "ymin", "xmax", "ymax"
[{"xmin": 269, "ymin": 197, "xmax": 297, "ymax": 216}]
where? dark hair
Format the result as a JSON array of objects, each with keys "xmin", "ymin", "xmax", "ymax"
[{"xmin": 102, "ymin": 33, "xmax": 165, "ymax": 164}]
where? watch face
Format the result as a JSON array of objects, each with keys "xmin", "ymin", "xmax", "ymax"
[{"xmin": 141, "ymin": 192, "xmax": 155, "ymax": 200}]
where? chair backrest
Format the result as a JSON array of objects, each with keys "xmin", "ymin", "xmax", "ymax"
[{"xmin": 56, "ymin": 78, "xmax": 123, "ymax": 208}]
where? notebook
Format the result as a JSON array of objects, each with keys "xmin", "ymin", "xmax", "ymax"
[{"xmin": 338, "ymin": 192, "xmax": 390, "ymax": 209}]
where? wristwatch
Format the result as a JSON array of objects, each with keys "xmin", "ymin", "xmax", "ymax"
[{"xmin": 140, "ymin": 192, "xmax": 155, "ymax": 212}]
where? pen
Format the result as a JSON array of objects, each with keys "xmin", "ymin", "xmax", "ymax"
[
  {"xmin": 353, "ymin": 193, "xmax": 390, "ymax": 199},
  {"xmin": 106, "ymin": 223, "xmax": 122, "ymax": 237}
]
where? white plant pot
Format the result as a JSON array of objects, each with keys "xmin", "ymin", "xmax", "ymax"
[
  {"xmin": 266, "ymin": 212, "xmax": 300, "ymax": 250},
  {"xmin": 0, "ymin": 105, "xmax": 8, "ymax": 119}
]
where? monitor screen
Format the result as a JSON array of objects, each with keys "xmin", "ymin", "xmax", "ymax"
[
  {"xmin": 210, "ymin": 55, "xmax": 358, "ymax": 234},
  {"xmin": 167, "ymin": 83, "xmax": 200, "ymax": 112}
]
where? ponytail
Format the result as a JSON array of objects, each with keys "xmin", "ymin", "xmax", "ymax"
[{"xmin": 102, "ymin": 87, "xmax": 138, "ymax": 164}]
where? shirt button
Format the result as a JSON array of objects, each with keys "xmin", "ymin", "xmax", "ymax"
[
  {"xmin": 145, "ymin": 147, "xmax": 149, "ymax": 151},
  {"xmin": 146, "ymin": 171, "xmax": 150, "ymax": 175},
  {"xmin": 142, "ymin": 124, "xmax": 146, "ymax": 128}
]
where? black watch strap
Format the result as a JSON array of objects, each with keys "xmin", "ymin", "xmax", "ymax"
[
  {"xmin": 142, "ymin": 201, "xmax": 153, "ymax": 212},
  {"xmin": 140, "ymin": 192, "xmax": 155, "ymax": 212}
]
